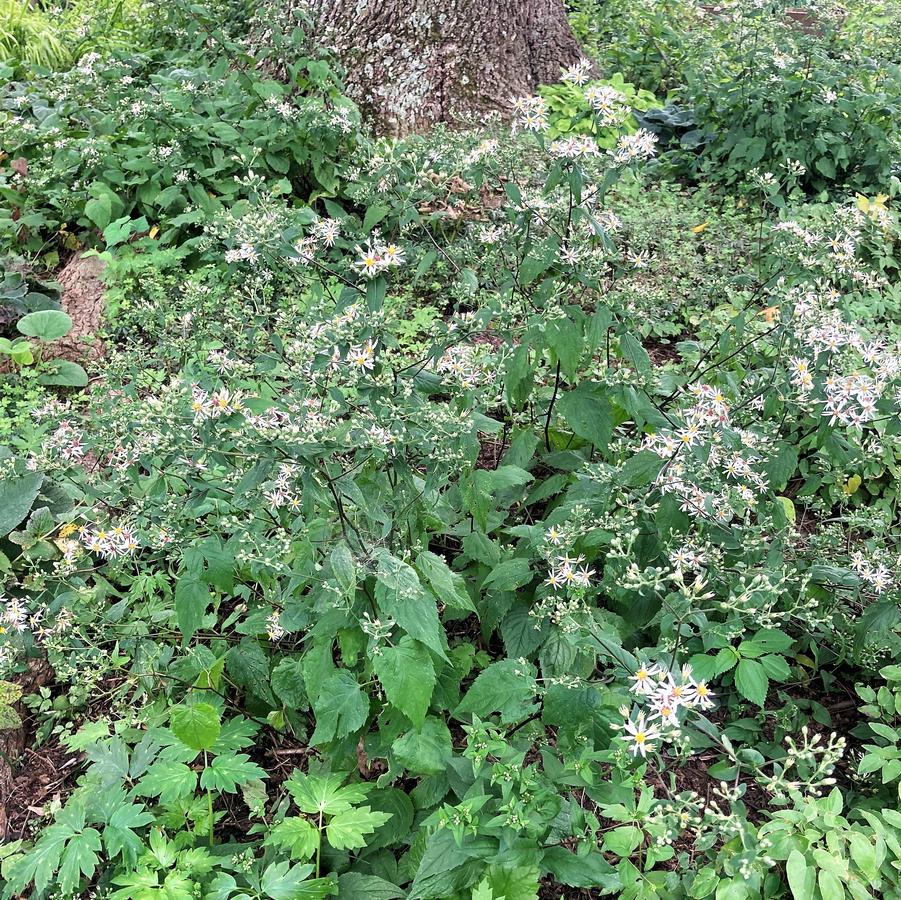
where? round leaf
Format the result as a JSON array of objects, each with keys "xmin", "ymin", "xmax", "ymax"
[
  {"xmin": 17, "ymin": 310, "xmax": 72, "ymax": 342},
  {"xmin": 170, "ymin": 702, "xmax": 221, "ymax": 751}
]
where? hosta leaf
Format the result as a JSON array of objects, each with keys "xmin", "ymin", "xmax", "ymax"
[
  {"xmin": 373, "ymin": 636, "xmax": 436, "ymax": 727},
  {"xmin": 17, "ymin": 309, "xmax": 72, "ymax": 341},
  {"xmin": 325, "ymin": 806, "xmax": 392, "ymax": 850},
  {"xmin": 0, "ymin": 471, "xmax": 43, "ymax": 537}
]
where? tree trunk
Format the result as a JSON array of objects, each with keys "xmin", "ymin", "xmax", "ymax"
[{"xmin": 310, "ymin": 0, "xmax": 584, "ymax": 135}]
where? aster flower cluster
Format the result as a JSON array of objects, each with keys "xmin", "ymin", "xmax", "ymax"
[
  {"xmin": 616, "ymin": 663, "xmax": 715, "ymax": 758},
  {"xmin": 353, "ymin": 238, "xmax": 406, "ymax": 278},
  {"xmin": 850, "ymin": 551, "xmax": 895, "ymax": 594}
]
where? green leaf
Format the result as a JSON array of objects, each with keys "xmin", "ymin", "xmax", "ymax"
[
  {"xmin": 325, "ymin": 806, "xmax": 392, "ymax": 850},
  {"xmin": 557, "ymin": 387, "xmax": 613, "ymax": 448},
  {"xmin": 375, "ymin": 550, "xmax": 447, "ymax": 660},
  {"xmin": 482, "ymin": 557, "xmax": 532, "ymax": 592},
  {"xmin": 267, "ymin": 817, "xmax": 319, "ymax": 860},
  {"xmin": 285, "ymin": 771, "xmax": 370, "ymax": 815},
  {"xmin": 330, "ymin": 542, "xmax": 356, "ymax": 596},
  {"xmin": 58, "ymin": 827, "xmax": 101, "ymax": 895},
  {"xmin": 227, "ymin": 638, "xmax": 275, "ymax": 705},
  {"xmin": 454, "ymin": 659, "xmax": 538, "ymax": 723},
  {"xmin": 174, "ymin": 577, "xmax": 211, "ymax": 643},
  {"xmin": 260, "ymin": 861, "xmax": 336, "ymax": 899},
  {"xmin": 135, "ymin": 760, "xmax": 197, "ymax": 803},
  {"xmin": 199, "ymin": 753, "xmax": 266, "ymax": 793},
  {"xmin": 541, "ymin": 846, "xmax": 620, "ymax": 890},
  {"xmin": 373, "ymin": 636, "xmax": 436, "ymax": 727},
  {"xmin": 602, "ymin": 825, "xmax": 643, "ymax": 856},
  {"xmin": 416, "ymin": 550, "xmax": 475, "ymax": 612},
  {"xmin": 362, "ymin": 204, "xmax": 390, "ymax": 233},
  {"xmin": 817, "ymin": 869, "xmax": 845, "ymax": 900},
  {"xmin": 310, "ymin": 671, "xmax": 369, "ymax": 745},
  {"xmin": 170, "ymin": 703, "xmax": 221, "ymax": 751},
  {"xmin": 271, "ymin": 657, "xmax": 307, "ymax": 709},
  {"xmin": 0, "ymin": 471, "xmax": 43, "ymax": 537},
  {"xmin": 618, "ymin": 332, "xmax": 651, "ymax": 376},
  {"xmin": 84, "ymin": 193, "xmax": 113, "ymax": 229},
  {"xmin": 336, "ymin": 873, "xmax": 404, "ymax": 899},
  {"xmin": 17, "ymin": 309, "xmax": 72, "ymax": 341},
  {"xmin": 735, "ymin": 658, "xmax": 768, "ymax": 708},
  {"xmin": 392, "ymin": 717, "xmax": 454, "ymax": 775},
  {"xmin": 37, "ymin": 360, "xmax": 89, "ymax": 387}
]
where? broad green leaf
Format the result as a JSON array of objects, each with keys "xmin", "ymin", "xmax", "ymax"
[
  {"xmin": 309, "ymin": 671, "xmax": 369, "ymax": 746},
  {"xmin": 170, "ymin": 702, "xmax": 221, "ymax": 751},
  {"xmin": 271, "ymin": 657, "xmax": 307, "ymax": 709},
  {"xmin": 325, "ymin": 806, "xmax": 392, "ymax": 850},
  {"xmin": 17, "ymin": 309, "xmax": 72, "ymax": 341},
  {"xmin": 267, "ymin": 816, "xmax": 319, "ymax": 860},
  {"xmin": 416, "ymin": 550, "xmax": 476, "ymax": 613},
  {"xmin": 541, "ymin": 846, "xmax": 620, "ymax": 890},
  {"xmin": 454, "ymin": 659, "xmax": 538, "ymax": 723},
  {"xmin": 0, "ymin": 471, "xmax": 43, "ymax": 537},
  {"xmin": 285, "ymin": 771, "xmax": 370, "ymax": 815},
  {"xmin": 735, "ymin": 658, "xmax": 768, "ymax": 708},
  {"xmin": 174, "ymin": 577, "xmax": 211, "ymax": 644},
  {"xmin": 336, "ymin": 873, "xmax": 404, "ymax": 899},
  {"xmin": 482, "ymin": 557, "xmax": 532, "ymax": 592},
  {"xmin": 375, "ymin": 550, "xmax": 447, "ymax": 660},
  {"xmin": 373, "ymin": 636, "xmax": 436, "ymax": 727},
  {"xmin": 817, "ymin": 869, "xmax": 845, "ymax": 900},
  {"xmin": 37, "ymin": 360, "xmax": 89, "ymax": 387},
  {"xmin": 602, "ymin": 825, "xmax": 643, "ymax": 857},
  {"xmin": 199, "ymin": 753, "xmax": 266, "ymax": 792},
  {"xmin": 557, "ymin": 388, "xmax": 612, "ymax": 448},
  {"xmin": 392, "ymin": 717, "xmax": 454, "ymax": 775},
  {"xmin": 330, "ymin": 542, "xmax": 356, "ymax": 596}
]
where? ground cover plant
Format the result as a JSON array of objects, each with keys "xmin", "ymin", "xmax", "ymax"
[{"xmin": 0, "ymin": 0, "xmax": 899, "ymax": 898}]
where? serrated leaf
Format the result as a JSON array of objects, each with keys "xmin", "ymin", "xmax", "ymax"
[
  {"xmin": 170, "ymin": 703, "xmax": 221, "ymax": 751},
  {"xmin": 392, "ymin": 717, "xmax": 454, "ymax": 775},
  {"xmin": 454, "ymin": 659, "xmax": 538, "ymax": 723},
  {"xmin": 416, "ymin": 550, "xmax": 475, "ymax": 612},
  {"xmin": 199, "ymin": 753, "xmax": 266, "ymax": 793},
  {"xmin": 735, "ymin": 658, "xmax": 768, "ymax": 708},
  {"xmin": 285, "ymin": 771, "xmax": 370, "ymax": 816},
  {"xmin": 271, "ymin": 657, "xmax": 307, "ymax": 709},
  {"xmin": 325, "ymin": 806, "xmax": 392, "ymax": 850},
  {"xmin": 267, "ymin": 816, "xmax": 320, "ymax": 860},
  {"xmin": 373, "ymin": 636, "xmax": 436, "ymax": 727},
  {"xmin": 135, "ymin": 760, "xmax": 197, "ymax": 803},
  {"xmin": 309, "ymin": 671, "xmax": 369, "ymax": 746}
]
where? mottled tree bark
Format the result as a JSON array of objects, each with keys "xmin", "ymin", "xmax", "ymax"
[{"xmin": 309, "ymin": 0, "xmax": 584, "ymax": 135}]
